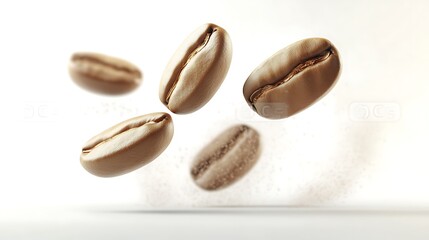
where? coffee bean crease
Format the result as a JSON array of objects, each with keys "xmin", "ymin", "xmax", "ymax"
[
  {"xmin": 72, "ymin": 54, "xmax": 141, "ymax": 77},
  {"xmin": 191, "ymin": 125, "xmax": 249, "ymax": 178},
  {"xmin": 82, "ymin": 115, "xmax": 168, "ymax": 154},
  {"xmin": 165, "ymin": 28, "xmax": 217, "ymax": 104},
  {"xmin": 249, "ymin": 48, "xmax": 333, "ymax": 107}
]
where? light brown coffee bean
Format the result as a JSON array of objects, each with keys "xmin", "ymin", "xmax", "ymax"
[
  {"xmin": 159, "ymin": 23, "xmax": 232, "ymax": 114},
  {"xmin": 243, "ymin": 38, "xmax": 341, "ymax": 119},
  {"xmin": 69, "ymin": 52, "xmax": 142, "ymax": 94},
  {"xmin": 191, "ymin": 124, "xmax": 260, "ymax": 191},
  {"xmin": 80, "ymin": 112, "xmax": 173, "ymax": 177}
]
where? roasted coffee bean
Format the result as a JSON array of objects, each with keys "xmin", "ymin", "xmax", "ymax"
[
  {"xmin": 191, "ymin": 124, "xmax": 260, "ymax": 190},
  {"xmin": 243, "ymin": 38, "xmax": 341, "ymax": 119},
  {"xmin": 159, "ymin": 23, "xmax": 232, "ymax": 114},
  {"xmin": 80, "ymin": 112, "xmax": 173, "ymax": 177},
  {"xmin": 69, "ymin": 52, "xmax": 142, "ymax": 94}
]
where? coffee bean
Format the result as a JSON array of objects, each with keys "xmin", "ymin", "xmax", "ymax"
[
  {"xmin": 159, "ymin": 23, "xmax": 232, "ymax": 114},
  {"xmin": 243, "ymin": 38, "xmax": 341, "ymax": 119},
  {"xmin": 191, "ymin": 125, "xmax": 260, "ymax": 190},
  {"xmin": 80, "ymin": 112, "xmax": 173, "ymax": 177},
  {"xmin": 69, "ymin": 52, "xmax": 142, "ymax": 94}
]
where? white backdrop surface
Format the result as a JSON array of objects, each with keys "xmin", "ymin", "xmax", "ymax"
[{"xmin": 1, "ymin": 0, "xmax": 428, "ymax": 208}]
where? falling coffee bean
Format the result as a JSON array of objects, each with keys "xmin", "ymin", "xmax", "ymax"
[
  {"xmin": 243, "ymin": 38, "xmax": 341, "ymax": 119},
  {"xmin": 159, "ymin": 23, "xmax": 233, "ymax": 114},
  {"xmin": 191, "ymin": 124, "xmax": 260, "ymax": 191},
  {"xmin": 80, "ymin": 112, "xmax": 173, "ymax": 177},
  {"xmin": 69, "ymin": 52, "xmax": 142, "ymax": 95}
]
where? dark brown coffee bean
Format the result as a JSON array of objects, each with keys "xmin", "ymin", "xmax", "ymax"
[
  {"xmin": 191, "ymin": 125, "xmax": 260, "ymax": 190},
  {"xmin": 69, "ymin": 52, "xmax": 142, "ymax": 94},
  {"xmin": 80, "ymin": 112, "xmax": 173, "ymax": 177},
  {"xmin": 243, "ymin": 38, "xmax": 341, "ymax": 119},
  {"xmin": 159, "ymin": 23, "xmax": 232, "ymax": 114}
]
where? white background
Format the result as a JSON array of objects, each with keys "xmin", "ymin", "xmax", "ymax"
[{"xmin": 1, "ymin": 0, "xmax": 429, "ymax": 209}]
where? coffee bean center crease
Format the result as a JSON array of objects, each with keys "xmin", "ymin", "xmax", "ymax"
[
  {"xmin": 73, "ymin": 55, "xmax": 140, "ymax": 76},
  {"xmin": 165, "ymin": 28, "xmax": 218, "ymax": 104},
  {"xmin": 82, "ymin": 115, "xmax": 168, "ymax": 154},
  {"xmin": 249, "ymin": 48, "xmax": 333, "ymax": 106},
  {"xmin": 191, "ymin": 125, "xmax": 249, "ymax": 178}
]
